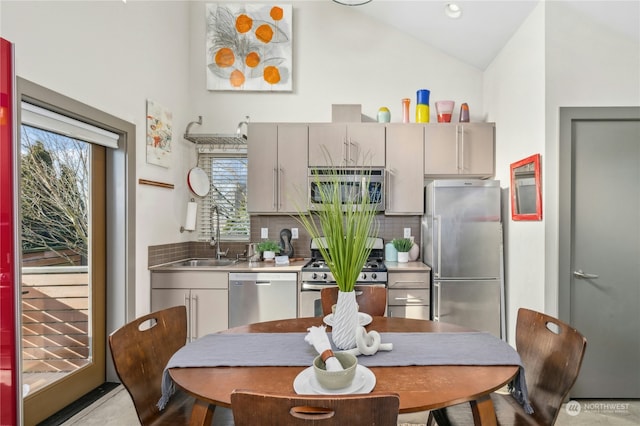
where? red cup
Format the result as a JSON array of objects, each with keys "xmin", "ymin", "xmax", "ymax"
[{"xmin": 435, "ymin": 101, "xmax": 455, "ymax": 123}]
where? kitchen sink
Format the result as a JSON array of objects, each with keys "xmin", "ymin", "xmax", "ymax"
[{"xmin": 173, "ymin": 258, "xmax": 237, "ymax": 267}]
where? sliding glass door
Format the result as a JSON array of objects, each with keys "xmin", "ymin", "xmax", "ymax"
[{"xmin": 20, "ymin": 120, "xmax": 106, "ymax": 425}]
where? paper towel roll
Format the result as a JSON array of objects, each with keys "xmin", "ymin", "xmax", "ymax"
[{"xmin": 184, "ymin": 202, "xmax": 197, "ymax": 231}]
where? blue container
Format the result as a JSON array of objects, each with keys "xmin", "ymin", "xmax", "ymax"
[
  {"xmin": 417, "ymin": 89, "xmax": 430, "ymax": 105},
  {"xmin": 385, "ymin": 242, "xmax": 398, "ymax": 262}
]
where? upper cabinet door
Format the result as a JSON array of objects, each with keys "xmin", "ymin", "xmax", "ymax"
[
  {"xmin": 459, "ymin": 123, "xmax": 495, "ymax": 176},
  {"xmin": 308, "ymin": 123, "xmax": 347, "ymax": 167},
  {"xmin": 277, "ymin": 124, "xmax": 308, "ymax": 213},
  {"xmin": 385, "ymin": 124, "xmax": 424, "ymax": 215},
  {"xmin": 308, "ymin": 123, "xmax": 385, "ymax": 167},
  {"xmin": 346, "ymin": 124, "xmax": 386, "ymax": 167},
  {"xmin": 424, "ymin": 123, "xmax": 495, "ymax": 178},
  {"xmin": 247, "ymin": 123, "xmax": 308, "ymax": 214},
  {"xmin": 247, "ymin": 123, "xmax": 278, "ymax": 212}
]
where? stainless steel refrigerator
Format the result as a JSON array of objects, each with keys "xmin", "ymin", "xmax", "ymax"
[{"xmin": 422, "ymin": 179, "xmax": 505, "ymax": 339}]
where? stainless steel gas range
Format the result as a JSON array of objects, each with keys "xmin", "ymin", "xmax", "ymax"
[{"xmin": 299, "ymin": 237, "xmax": 388, "ymax": 317}]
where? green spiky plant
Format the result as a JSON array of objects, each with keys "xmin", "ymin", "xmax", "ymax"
[
  {"xmin": 392, "ymin": 238, "xmax": 413, "ymax": 252},
  {"xmin": 296, "ymin": 169, "xmax": 379, "ymax": 292}
]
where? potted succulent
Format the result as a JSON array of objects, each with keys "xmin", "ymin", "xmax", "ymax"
[
  {"xmin": 392, "ymin": 238, "xmax": 413, "ymax": 263},
  {"xmin": 257, "ymin": 240, "xmax": 280, "ymax": 260},
  {"xmin": 296, "ymin": 168, "xmax": 379, "ymax": 349}
]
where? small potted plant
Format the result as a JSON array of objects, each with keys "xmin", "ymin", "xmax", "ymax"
[
  {"xmin": 257, "ymin": 241, "xmax": 280, "ymax": 260},
  {"xmin": 392, "ymin": 238, "xmax": 413, "ymax": 263}
]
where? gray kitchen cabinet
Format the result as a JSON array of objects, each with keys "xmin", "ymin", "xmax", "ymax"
[
  {"xmin": 308, "ymin": 123, "xmax": 385, "ymax": 167},
  {"xmin": 151, "ymin": 271, "xmax": 228, "ymax": 341},
  {"xmin": 247, "ymin": 123, "xmax": 308, "ymax": 213},
  {"xmin": 424, "ymin": 122, "xmax": 495, "ymax": 178},
  {"xmin": 385, "ymin": 124, "xmax": 424, "ymax": 214},
  {"xmin": 387, "ymin": 270, "xmax": 430, "ymax": 320}
]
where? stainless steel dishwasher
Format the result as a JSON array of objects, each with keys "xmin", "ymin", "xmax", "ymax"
[{"xmin": 228, "ymin": 272, "xmax": 298, "ymax": 327}]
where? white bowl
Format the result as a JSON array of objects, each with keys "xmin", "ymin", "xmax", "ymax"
[{"xmin": 313, "ymin": 352, "xmax": 358, "ymax": 390}]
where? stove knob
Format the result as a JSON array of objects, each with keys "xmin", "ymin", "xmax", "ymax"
[
  {"xmin": 360, "ymin": 272, "xmax": 367, "ymax": 280},
  {"xmin": 371, "ymin": 272, "xmax": 377, "ymax": 280},
  {"xmin": 322, "ymin": 273, "xmax": 328, "ymax": 280},
  {"xmin": 312, "ymin": 272, "xmax": 318, "ymax": 280}
]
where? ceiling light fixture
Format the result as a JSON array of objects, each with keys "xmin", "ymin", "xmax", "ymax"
[
  {"xmin": 332, "ymin": 0, "xmax": 372, "ymax": 6},
  {"xmin": 444, "ymin": 2, "xmax": 463, "ymax": 19}
]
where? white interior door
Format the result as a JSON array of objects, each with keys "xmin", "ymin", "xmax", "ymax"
[{"xmin": 560, "ymin": 108, "xmax": 640, "ymax": 398}]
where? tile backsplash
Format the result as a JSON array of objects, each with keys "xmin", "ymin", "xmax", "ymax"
[
  {"xmin": 250, "ymin": 214, "xmax": 421, "ymax": 259},
  {"xmin": 148, "ymin": 214, "xmax": 421, "ymax": 267}
]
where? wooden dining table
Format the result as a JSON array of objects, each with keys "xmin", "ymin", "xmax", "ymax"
[{"xmin": 168, "ymin": 317, "xmax": 520, "ymax": 426}]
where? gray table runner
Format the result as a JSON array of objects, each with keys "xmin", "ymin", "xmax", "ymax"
[{"xmin": 158, "ymin": 332, "xmax": 532, "ymax": 414}]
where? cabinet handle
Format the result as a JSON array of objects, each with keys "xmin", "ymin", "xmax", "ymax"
[
  {"xmin": 385, "ymin": 170, "xmax": 391, "ymax": 210},
  {"xmin": 435, "ymin": 215, "xmax": 441, "ymax": 278},
  {"xmin": 459, "ymin": 125, "xmax": 466, "ymax": 172},
  {"xmin": 272, "ymin": 168, "xmax": 278, "ymax": 210},
  {"xmin": 184, "ymin": 293, "xmax": 191, "ymax": 341},
  {"xmin": 278, "ymin": 167, "xmax": 284, "ymax": 209},
  {"xmin": 342, "ymin": 138, "xmax": 348, "ymax": 166},
  {"xmin": 394, "ymin": 297, "xmax": 425, "ymax": 302},
  {"xmin": 456, "ymin": 126, "xmax": 462, "ymax": 172},
  {"xmin": 191, "ymin": 294, "xmax": 198, "ymax": 340},
  {"xmin": 433, "ymin": 282, "xmax": 440, "ymax": 322}
]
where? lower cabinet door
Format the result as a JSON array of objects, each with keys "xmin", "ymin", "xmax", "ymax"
[
  {"xmin": 151, "ymin": 288, "xmax": 228, "ymax": 341},
  {"xmin": 191, "ymin": 289, "xmax": 228, "ymax": 337}
]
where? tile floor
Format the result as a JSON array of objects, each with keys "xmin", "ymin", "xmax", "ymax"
[{"xmin": 60, "ymin": 384, "xmax": 640, "ymax": 426}]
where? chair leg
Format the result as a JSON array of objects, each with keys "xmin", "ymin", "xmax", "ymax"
[{"xmin": 427, "ymin": 408, "xmax": 452, "ymax": 426}]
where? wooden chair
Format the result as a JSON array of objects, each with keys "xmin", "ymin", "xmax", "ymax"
[
  {"xmin": 427, "ymin": 308, "xmax": 587, "ymax": 426},
  {"xmin": 231, "ymin": 389, "xmax": 400, "ymax": 426},
  {"xmin": 109, "ymin": 305, "xmax": 233, "ymax": 425},
  {"xmin": 320, "ymin": 286, "xmax": 387, "ymax": 317}
]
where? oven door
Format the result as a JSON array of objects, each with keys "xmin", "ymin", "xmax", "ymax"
[{"xmin": 299, "ymin": 282, "xmax": 326, "ymax": 317}]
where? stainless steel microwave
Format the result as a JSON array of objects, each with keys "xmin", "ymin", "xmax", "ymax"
[{"xmin": 308, "ymin": 168, "xmax": 385, "ymax": 212}]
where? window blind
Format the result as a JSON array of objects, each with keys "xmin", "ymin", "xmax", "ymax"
[
  {"xmin": 21, "ymin": 102, "xmax": 119, "ymax": 148},
  {"xmin": 197, "ymin": 150, "xmax": 249, "ymax": 241}
]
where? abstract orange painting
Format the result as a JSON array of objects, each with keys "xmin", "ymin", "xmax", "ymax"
[{"xmin": 206, "ymin": 3, "xmax": 292, "ymax": 91}]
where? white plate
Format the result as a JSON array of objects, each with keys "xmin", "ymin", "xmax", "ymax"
[
  {"xmin": 293, "ymin": 365, "xmax": 376, "ymax": 395},
  {"xmin": 323, "ymin": 312, "xmax": 372, "ymax": 327}
]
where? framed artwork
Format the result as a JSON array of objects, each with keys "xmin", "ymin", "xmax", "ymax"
[
  {"xmin": 146, "ymin": 99, "xmax": 172, "ymax": 168},
  {"xmin": 206, "ymin": 3, "xmax": 292, "ymax": 91},
  {"xmin": 510, "ymin": 154, "xmax": 542, "ymax": 221}
]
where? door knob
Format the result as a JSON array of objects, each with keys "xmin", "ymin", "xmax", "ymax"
[{"xmin": 573, "ymin": 270, "xmax": 599, "ymax": 279}]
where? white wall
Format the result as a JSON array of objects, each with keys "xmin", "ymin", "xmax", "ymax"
[
  {"xmin": 185, "ymin": 1, "xmax": 484, "ymax": 134},
  {"xmin": 484, "ymin": 1, "xmax": 639, "ymax": 343},
  {"xmin": 484, "ymin": 2, "xmax": 546, "ymax": 343},
  {"xmin": 543, "ymin": 0, "xmax": 640, "ymax": 315},
  {"xmin": 1, "ymin": 1, "xmax": 484, "ymax": 316}
]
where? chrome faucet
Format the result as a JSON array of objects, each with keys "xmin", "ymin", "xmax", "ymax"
[{"xmin": 210, "ymin": 205, "xmax": 229, "ymax": 259}]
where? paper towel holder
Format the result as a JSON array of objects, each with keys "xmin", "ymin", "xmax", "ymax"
[{"xmin": 180, "ymin": 198, "xmax": 196, "ymax": 233}]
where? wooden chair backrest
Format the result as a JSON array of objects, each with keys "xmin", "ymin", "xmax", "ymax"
[
  {"xmin": 320, "ymin": 286, "xmax": 387, "ymax": 317},
  {"xmin": 231, "ymin": 389, "xmax": 400, "ymax": 426},
  {"xmin": 516, "ymin": 308, "xmax": 587, "ymax": 425},
  {"xmin": 109, "ymin": 305, "xmax": 188, "ymax": 425}
]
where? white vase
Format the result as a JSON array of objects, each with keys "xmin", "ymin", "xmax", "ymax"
[
  {"xmin": 331, "ymin": 290, "xmax": 359, "ymax": 349},
  {"xmin": 408, "ymin": 242, "xmax": 419, "ymax": 261},
  {"xmin": 397, "ymin": 251, "xmax": 409, "ymax": 263},
  {"xmin": 262, "ymin": 250, "xmax": 275, "ymax": 260}
]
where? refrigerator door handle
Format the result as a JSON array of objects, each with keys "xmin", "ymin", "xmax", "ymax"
[
  {"xmin": 435, "ymin": 215, "xmax": 441, "ymax": 278},
  {"xmin": 433, "ymin": 282, "xmax": 440, "ymax": 322}
]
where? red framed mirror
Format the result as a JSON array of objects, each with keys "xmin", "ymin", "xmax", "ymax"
[{"xmin": 510, "ymin": 154, "xmax": 542, "ymax": 221}]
